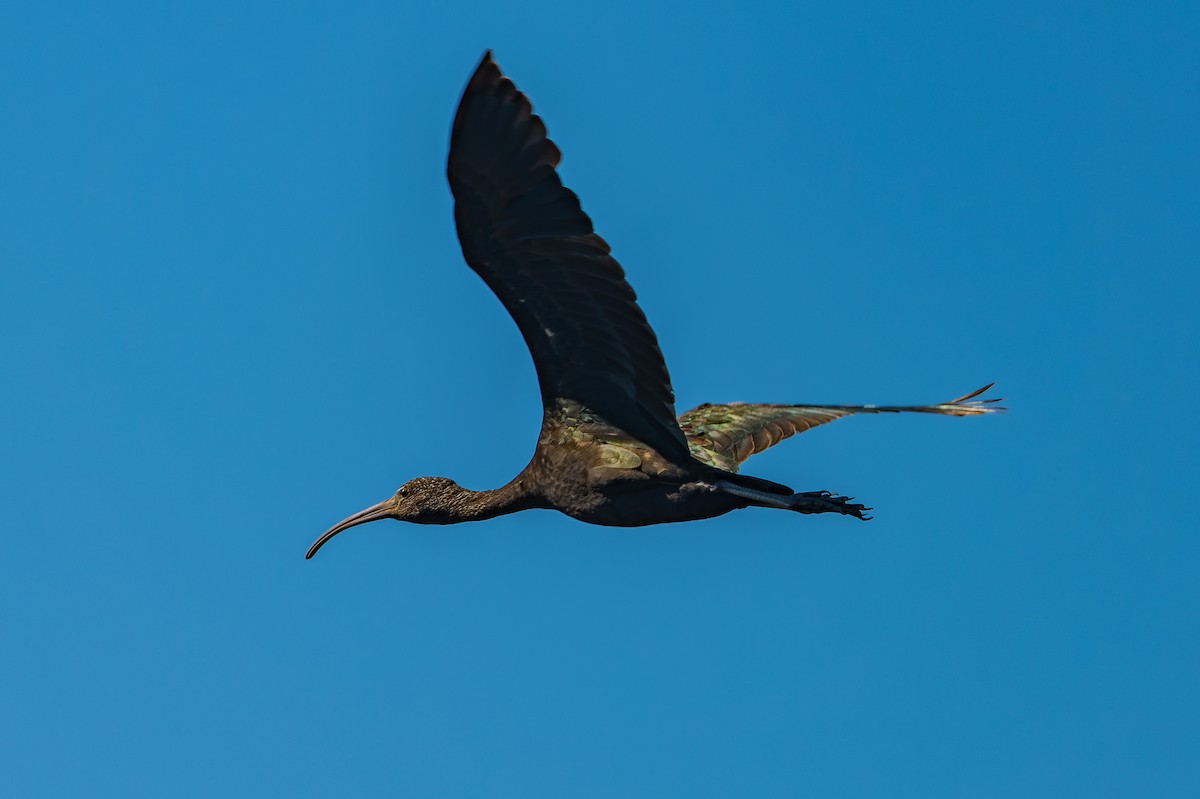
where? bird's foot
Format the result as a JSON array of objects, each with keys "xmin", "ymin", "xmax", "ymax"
[{"xmin": 789, "ymin": 491, "xmax": 872, "ymax": 520}]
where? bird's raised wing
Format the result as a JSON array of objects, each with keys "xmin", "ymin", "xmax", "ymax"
[
  {"xmin": 679, "ymin": 384, "xmax": 1004, "ymax": 472},
  {"xmin": 447, "ymin": 52, "xmax": 690, "ymax": 463}
]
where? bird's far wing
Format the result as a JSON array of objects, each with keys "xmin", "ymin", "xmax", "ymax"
[
  {"xmin": 679, "ymin": 384, "xmax": 1004, "ymax": 472},
  {"xmin": 447, "ymin": 52, "xmax": 690, "ymax": 463}
]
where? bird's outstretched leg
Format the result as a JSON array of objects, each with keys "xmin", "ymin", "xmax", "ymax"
[{"xmin": 714, "ymin": 480, "xmax": 872, "ymax": 520}]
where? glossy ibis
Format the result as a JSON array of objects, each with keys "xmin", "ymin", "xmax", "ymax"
[{"xmin": 306, "ymin": 52, "xmax": 1002, "ymax": 559}]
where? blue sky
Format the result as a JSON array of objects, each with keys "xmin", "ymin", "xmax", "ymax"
[{"xmin": 2, "ymin": 1, "xmax": 1197, "ymax": 796}]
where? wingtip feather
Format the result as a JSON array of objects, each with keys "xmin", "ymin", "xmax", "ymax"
[{"xmin": 938, "ymin": 383, "xmax": 1006, "ymax": 415}]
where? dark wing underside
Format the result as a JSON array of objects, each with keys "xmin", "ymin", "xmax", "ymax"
[
  {"xmin": 680, "ymin": 384, "xmax": 1004, "ymax": 472},
  {"xmin": 447, "ymin": 52, "xmax": 690, "ymax": 462}
]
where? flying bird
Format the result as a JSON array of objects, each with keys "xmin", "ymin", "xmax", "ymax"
[{"xmin": 306, "ymin": 52, "xmax": 1002, "ymax": 559}]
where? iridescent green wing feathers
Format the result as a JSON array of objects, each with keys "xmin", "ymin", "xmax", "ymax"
[{"xmin": 679, "ymin": 384, "xmax": 1004, "ymax": 472}]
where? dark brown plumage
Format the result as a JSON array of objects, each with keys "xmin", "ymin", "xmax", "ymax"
[{"xmin": 305, "ymin": 52, "xmax": 1003, "ymax": 559}]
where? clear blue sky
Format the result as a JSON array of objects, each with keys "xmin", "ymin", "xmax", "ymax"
[{"xmin": 2, "ymin": 1, "xmax": 1197, "ymax": 796}]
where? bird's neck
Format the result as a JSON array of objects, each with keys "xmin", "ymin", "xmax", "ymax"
[{"xmin": 435, "ymin": 479, "xmax": 540, "ymax": 523}]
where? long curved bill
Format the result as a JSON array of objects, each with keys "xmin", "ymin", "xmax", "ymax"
[{"xmin": 305, "ymin": 497, "xmax": 395, "ymax": 559}]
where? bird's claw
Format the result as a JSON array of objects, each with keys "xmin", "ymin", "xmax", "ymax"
[{"xmin": 791, "ymin": 490, "xmax": 872, "ymax": 520}]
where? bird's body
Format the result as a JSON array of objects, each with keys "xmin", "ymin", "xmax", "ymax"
[{"xmin": 306, "ymin": 52, "xmax": 1002, "ymax": 559}]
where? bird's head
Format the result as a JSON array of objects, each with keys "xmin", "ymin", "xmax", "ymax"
[{"xmin": 305, "ymin": 476, "xmax": 462, "ymax": 559}]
